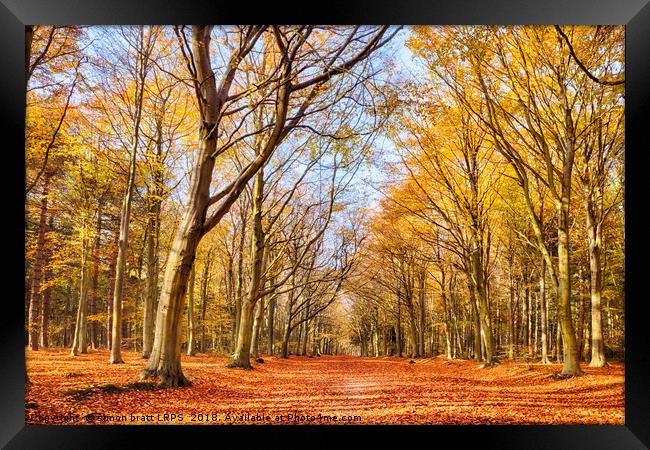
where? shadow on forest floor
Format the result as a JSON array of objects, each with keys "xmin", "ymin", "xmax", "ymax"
[{"xmin": 62, "ymin": 381, "xmax": 160, "ymax": 401}]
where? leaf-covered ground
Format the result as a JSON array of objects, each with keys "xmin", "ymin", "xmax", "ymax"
[{"xmin": 25, "ymin": 349, "xmax": 624, "ymax": 425}]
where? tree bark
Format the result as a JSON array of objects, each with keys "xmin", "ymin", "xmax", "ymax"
[
  {"xmin": 25, "ymin": 25, "xmax": 33, "ymax": 91},
  {"xmin": 587, "ymin": 197, "xmax": 607, "ymax": 367},
  {"xmin": 440, "ymin": 270, "xmax": 453, "ymax": 359},
  {"xmin": 89, "ymin": 211, "xmax": 102, "ymax": 349},
  {"xmin": 199, "ymin": 257, "xmax": 210, "ymax": 353},
  {"xmin": 110, "ymin": 26, "xmax": 147, "ymax": 364},
  {"xmin": 557, "ymin": 192, "xmax": 583, "ymax": 375},
  {"xmin": 577, "ymin": 265, "xmax": 586, "ymax": 359},
  {"xmin": 471, "ymin": 245, "xmax": 497, "ymax": 366},
  {"xmin": 28, "ymin": 174, "xmax": 50, "ymax": 351},
  {"xmin": 70, "ymin": 219, "xmax": 91, "ymax": 356},
  {"xmin": 186, "ymin": 265, "xmax": 196, "ymax": 356},
  {"xmin": 300, "ymin": 300, "xmax": 311, "ymax": 356},
  {"xmin": 233, "ymin": 211, "xmax": 247, "ymax": 348},
  {"xmin": 106, "ymin": 223, "xmax": 119, "ymax": 349},
  {"xmin": 142, "ymin": 189, "xmax": 161, "ymax": 357},
  {"xmin": 251, "ymin": 297, "xmax": 265, "ymax": 359},
  {"xmin": 418, "ymin": 268, "xmax": 426, "ymax": 357},
  {"xmin": 540, "ymin": 257, "xmax": 550, "ymax": 363},
  {"xmin": 395, "ymin": 291, "xmax": 402, "ymax": 357},
  {"xmin": 267, "ymin": 295, "xmax": 276, "ymax": 355},
  {"xmin": 39, "ymin": 214, "xmax": 54, "ymax": 349},
  {"xmin": 229, "ymin": 165, "xmax": 265, "ymax": 368}
]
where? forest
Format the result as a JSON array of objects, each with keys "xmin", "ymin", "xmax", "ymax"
[{"xmin": 25, "ymin": 25, "xmax": 625, "ymax": 425}]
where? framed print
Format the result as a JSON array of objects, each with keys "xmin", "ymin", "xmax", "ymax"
[{"xmin": 2, "ymin": 0, "xmax": 649, "ymax": 447}]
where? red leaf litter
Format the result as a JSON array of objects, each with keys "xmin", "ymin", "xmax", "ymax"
[{"xmin": 25, "ymin": 350, "xmax": 624, "ymax": 425}]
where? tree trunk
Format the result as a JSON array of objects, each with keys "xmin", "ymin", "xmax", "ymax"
[
  {"xmin": 527, "ymin": 284, "xmax": 533, "ymax": 357},
  {"xmin": 233, "ymin": 212, "xmax": 246, "ymax": 349},
  {"xmin": 199, "ymin": 258, "xmax": 210, "ymax": 353},
  {"xmin": 267, "ymin": 295, "xmax": 276, "ymax": 355},
  {"xmin": 141, "ymin": 26, "xmax": 224, "ymax": 386},
  {"xmin": 109, "ymin": 141, "xmax": 138, "ymax": 363},
  {"xmin": 251, "ymin": 297, "xmax": 265, "ymax": 359},
  {"xmin": 587, "ymin": 200, "xmax": 607, "ymax": 367},
  {"xmin": 140, "ymin": 120, "xmax": 215, "ymax": 384},
  {"xmin": 395, "ymin": 291, "xmax": 402, "ymax": 357},
  {"xmin": 106, "ymin": 224, "xmax": 119, "ymax": 349},
  {"xmin": 142, "ymin": 197, "xmax": 160, "ymax": 358},
  {"xmin": 508, "ymin": 273, "xmax": 515, "ymax": 359},
  {"xmin": 540, "ymin": 258, "xmax": 550, "ymax": 363},
  {"xmin": 470, "ymin": 247, "xmax": 497, "ymax": 366},
  {"xmin": 229, "ymin": 163, "xmax": 265, "ymax": 368},
  {"xmin": 418, "ymin": 269, "xmax": 426, "ymax": 357},
  {"xmin": 280, "ymin": 281, "xmax": 295, "ymax": 359},
  {"xmin": 71, "ymin": 224, "xmax": 91, "ymax": 356},
  {"xmin": 557, "ymin": 197, "xmax": 583, "ymax": 375},
  {"xmin": 28, "ymin": 174, "xmax": 50, "ymax": 351},
  {"xmin": 186, "ymin": 265, "xmax": 196, "ymax": 356},
  {"xmin": 25, "ymin": 25, "xmax": 33, "ymax": 91},
  {"xmin": 110, "ymin": 27, "xmax": 146, "ymax": 364},
  {"xmin": 441, "ymin": 271, "xmax": 453, "ymax": 359},
  {"xmin": 89, "ymin": 211, "xmax": 102, "ymax": 350},
  {"xmin": 301, "ymin": 300, "xmax": 311, "ymax": 356},
  {"xmin": 281, "ymin": 319, "xmax": 292, "ymax": 359},
  {"xmin": 521, "ymin": 284, "xmax": 528, "ymax": 354},
  {"xmin": 39, "ymin": 215, "xmax": 54, "ymax": 349},
  {"xmin": 577, "ymin": 265, "xmax": 586, "ymax": 360},
  {"xmin": 469, "ymin": 285, "xmax": 482, "ymax": 360}
]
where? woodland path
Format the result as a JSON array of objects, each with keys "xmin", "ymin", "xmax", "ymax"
[{"xmin": 26, "ymin": 349, "xmax": 624, "ymax": 425}]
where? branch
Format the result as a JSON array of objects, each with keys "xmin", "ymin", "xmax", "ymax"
[{"xmin": 555, "ymin": 26, "xmax": 624, "ymax": 87}]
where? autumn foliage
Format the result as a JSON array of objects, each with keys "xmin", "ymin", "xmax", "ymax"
[{"xmin": 25, "ymin": 25, "xmax": 625, "ymax": 426}]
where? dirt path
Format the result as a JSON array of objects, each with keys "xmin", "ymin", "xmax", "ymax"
[{"xmin": 25, "ymin": 350, "xmax": 624, "ymax": 425}]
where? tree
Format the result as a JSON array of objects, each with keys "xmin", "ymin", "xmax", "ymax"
[
  {"xmin": 108, "ymin": 26, "xmax": 158, "ymax": 364},
  {"xmin": 142, "ymin": 25, "xmax": 396, "ymax": 385}
]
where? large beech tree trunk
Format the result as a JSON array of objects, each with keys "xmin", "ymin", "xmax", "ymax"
[
  {"xmin": 141, "ymin": 27, "xmax": 224, "ymax": 385},
  {"xmin": 141, "ymin": 127, "xmax": 215, "ymax": 384}
]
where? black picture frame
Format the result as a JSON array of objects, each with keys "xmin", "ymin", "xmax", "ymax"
[{"xmin": 2, "ymin": 0, "xmax": 648, "ymax": 447}]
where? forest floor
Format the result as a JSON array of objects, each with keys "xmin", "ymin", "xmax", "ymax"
[{"xmin": 25, "ymin": 349, "xmax": 624, "ymax": 425}]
